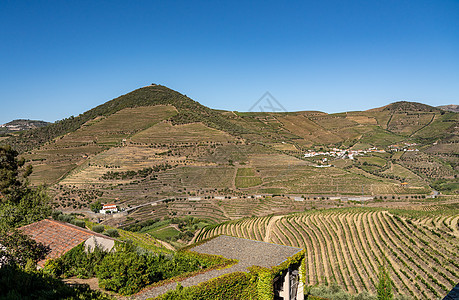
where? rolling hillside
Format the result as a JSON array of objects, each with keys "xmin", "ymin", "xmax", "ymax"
[
  {"xmin": 1, "ymin": 85, "xmax": 457, "ymax": 299},
  {"xmin": 0, "ymin": 85, "xmax": 457, "ymax": 216}
]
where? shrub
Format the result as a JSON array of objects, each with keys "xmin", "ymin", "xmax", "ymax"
[
  {"xmin": 71, "ymin": 219, "xmax": 86, "ymax": 228},
  {"xmin": 95, "ymin": 244, "xmax": 212, "ymax": 295},
  {"xmin": 92, "ymin": 225, "xmax": 105, "ymax": 233},
  {"xmin": 377, "ymin": 265, "xmax": 393, "ymax": 300},
  {"xmin": 157, "ymin": 272, "xmax": 256, "ymax": 300},
  {"xmin": 44, "ymin": 243, "xmax": 108, "ymax": 278},
  {"xmin": 45, "ymin": 241, "xmax": 232, "ymax": 296},
  {"xmin": 104, "ymin": 229, "xmax": 120, "ymax": 237},
  {"xmin": 309, "ymin": 282, "xmax": 352, "ymax": 299},
  {"xmin": 0, "ymin": 264, "xmax": 112, "ymax": 300}
]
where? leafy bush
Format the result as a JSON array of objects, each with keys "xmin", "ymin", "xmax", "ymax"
[
  {"xmin": 156, "ymin": 272, "xmax": 256, "ymax": 300},
  {"xmin": 44, "ymin": 241, "xmax": 232, "ymax": 296},
  {"xmin": 92, "ymin": 224, "xmax": 105, "ymax": 233},
  {"xmin": 96, "ymin": 247, "xmax": 153, "ymax": 295},
  {"xmin": 104, "ymin": 228, "xmax": 120, "ymax": 237},
  {"xmin": 308, "ymin": 282, "xmax": 379, "ymax": 300},
  {"xmin": 95, "ymin": 246, "xmax": 209, "ymax": 295},
  {"xmin": 71, "ymin": 219, "xmax": 86, "ymax": 228},
  {"xmin": 309, "ymin": 282, "xmax": 353, "ymax": 300},
  {"xmin": 44, "ymin": 243, "xmax": 108, "ymax": 279},
  {"xmin": 0, "ymin": 264, "xmax": 112, "ymax": 300},
  {"xmin": 377, "ymin": 265, "xmax": 393, "ymax": 300},
  {"xmin": 90, "ymin": 200, "xmax": 103, "ymax": 213}
]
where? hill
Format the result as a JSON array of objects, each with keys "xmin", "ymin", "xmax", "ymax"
[
  {"xmin": 382, "ymin": 101, "xmax": 440, "ymax": 112},
  {"xmin": 1, "ymin": 85, "xmax": 246, "ymax": 153},
  {"xmin": 1, "ymin": 85, "xmax": 457, "ymax": 299},
  {"xmin": 0, "ymin": 85, "xmax": 456, "ymax": 219},
  {"xmin": 438, "ymin": 104, "xmax": 459, "ymax": 113},
  {"xmin": 0, "ymin": 119, "xmax": 50, "ymax": 135}
]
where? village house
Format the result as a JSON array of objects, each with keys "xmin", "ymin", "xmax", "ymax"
[
  {"xmin": 304, "ymin": 147, "xmax": 385, "ymax": 159},
  {"xmin": 100, "ymin": 203, "xmax": 118, "ymax": 214}
]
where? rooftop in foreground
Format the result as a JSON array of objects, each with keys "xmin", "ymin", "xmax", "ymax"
[
  {"xmin": 19, "ymin": 219, "xmax": 115, "ymax": 267},
  {"xmin": 135, "ymin": 235, "xmax": 303, "ymax": 299},
  {"xmin": 190, "ymin": 235, "xmax": 302, "ymax": 271}
]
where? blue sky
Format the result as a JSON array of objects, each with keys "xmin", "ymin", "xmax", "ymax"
[{"xmin": 1, "ymin": 0, "xmax": 458, "ymax": 124}]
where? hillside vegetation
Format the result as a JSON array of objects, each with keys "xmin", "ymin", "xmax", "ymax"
[
  {"xmin": 0, "ymin": 85, "xmax": 456, "ymax": 219},
  {"xmin": 2, "ymin": 84, "xmax": 246, "ymax": 153}
]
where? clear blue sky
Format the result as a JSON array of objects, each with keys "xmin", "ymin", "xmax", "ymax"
[{"xmin": 1, "ymin": 0, "xmax": 458, "ymax": 124}]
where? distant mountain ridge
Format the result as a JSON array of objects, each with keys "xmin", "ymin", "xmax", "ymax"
[
  {"xmin": 368, "ymin": 101, "xmax": 440, "ymax": 112},
  {"xmin": 1, "ymin": 85, "xmax": 457, "ymax": 154},
  {"xmin": 438, "ymin": 104, "xmax": 459, "ymax": 113},
  {"xmin": 0, "ymin": 119, "xmax": 50, "ymax": 134}
]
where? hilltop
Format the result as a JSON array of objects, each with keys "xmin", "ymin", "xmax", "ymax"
[
  {"xmin": 438, "ymin": 104, "xmax": 459, "ymax": 113},
  {"xmin": 380, "ymin": 101, "xmax": 441, "ymax": 112},
  {"xmin": 2, "ymin": 85, "xmax": 246, "ymax": 153},
  {"xmin": 0, "ymin": 119, "xmax": 50, "ymax": 135}
]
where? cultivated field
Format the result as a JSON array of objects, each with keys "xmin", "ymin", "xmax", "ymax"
[
  {"xmin": 196, "ymin": 207, "xmax": 459, "ymax": 299},
  {"xmin": 131, "ymin": 122, "xmax": 235, "ymax": 144}
]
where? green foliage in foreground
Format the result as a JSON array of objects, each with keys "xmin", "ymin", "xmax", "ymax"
[
  {"xmin": 0, "ymin": 264, "xmax": 111, "ymax": 300},
  {"xmin": 307, "ymin": 282, "xmax": 410, "ymax": 300},
  {"xmin": 0, "ymin": 145, "xmax": 52, "ymax": 229},
  {"xmin": 0, "ymin": 227, "xmax": 49, "ymax": 268},
  {"xmin": 156, "ymin": 249, "xmax": 306, "ymax": 300},
  {"xmin": 377, "ymin": 265, "xmax": 393, "ymax": 300},
  {"xmin": 44, "ymin": 242, "xmax": 232, "ymax": 296},
  {"xmin": 155, "ymin": 272, "xmax": 257, "ymax": 300}
]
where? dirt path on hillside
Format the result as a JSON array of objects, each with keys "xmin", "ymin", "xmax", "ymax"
[
  {"xmin": 264, "ymin": 215, "xmax": 282, "ymax": 242},
  {"xmin": 157, "ymin": 239, "xmax": 175, "ymax": 251}
]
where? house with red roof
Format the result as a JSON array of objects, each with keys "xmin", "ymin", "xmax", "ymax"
[
  {"xmin": 18, "ymin": 219, "xmax": 116, "ymax": 267},
  {"xmin": 100, "ymin": 203, "xmax": 118, "ymax": 214}
]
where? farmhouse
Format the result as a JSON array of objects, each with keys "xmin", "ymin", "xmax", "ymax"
[
  {"xmin": 18, "ymin": 219, "xmax": 116, "ymax": 267},
  {"xmin": 100, "ymin": 203, "xmax": 118, "ymax": 214}
]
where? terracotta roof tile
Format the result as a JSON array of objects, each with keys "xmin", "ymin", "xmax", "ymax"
[{"xmin": 18, "ymin": 219, "xmax": 115, "ymax": 267}]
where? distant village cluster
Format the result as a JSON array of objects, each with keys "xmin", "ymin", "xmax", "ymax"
[{"xmin": 304, "ymin": 147, "xmax": 386, "ymax": 160}]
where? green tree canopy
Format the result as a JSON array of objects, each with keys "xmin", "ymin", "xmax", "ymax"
[
  {"xmin": 0, "ymin": 145, "xmax": 51, "ymax": 228},
  {"xmin": 0, "ymin": 226, "xmax": 50, "ymax": 268}
]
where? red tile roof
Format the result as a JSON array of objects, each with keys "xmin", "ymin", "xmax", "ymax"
[
  {"xmin": 19, "ymin": 219, "xmax": 114, "ymax": 267},
  {"xmin": 102, "ymin": 204, "xmax": 117, "ymax": 209}
]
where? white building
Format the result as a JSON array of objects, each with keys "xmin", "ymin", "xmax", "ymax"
[{"xmin": 100, "ymin": 204, "xmax": 118, "ymax": 214}]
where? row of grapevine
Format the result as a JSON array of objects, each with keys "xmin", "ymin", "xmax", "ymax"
[{"xmin": 196, "ymin": 208, "xmax": 458, "ymax": 299}]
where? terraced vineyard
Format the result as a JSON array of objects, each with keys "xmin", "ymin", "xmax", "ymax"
[{"xmin": 196, "ymin": 208, "xmax": 459, "ymax": 299}]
